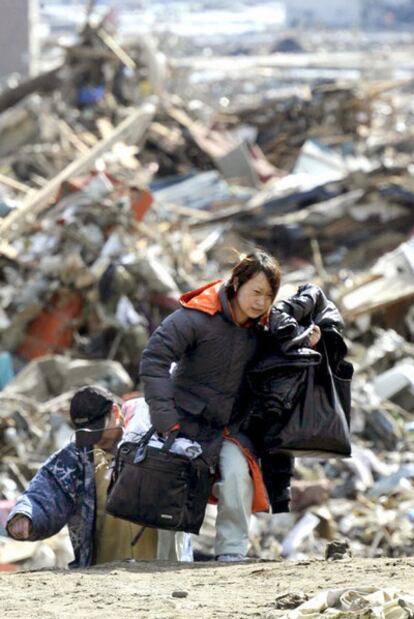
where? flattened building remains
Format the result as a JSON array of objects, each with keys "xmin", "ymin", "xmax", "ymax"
[{"xmin": 0, "ymin": 0, "xmax": 414, "ymax": 568}]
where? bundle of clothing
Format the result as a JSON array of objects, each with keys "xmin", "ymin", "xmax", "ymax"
[{"xmin": 237, "ymin": 284, "xmax": 353, "ymax": 511}]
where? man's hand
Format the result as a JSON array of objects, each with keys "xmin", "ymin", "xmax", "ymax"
[
  {"xmin": 308, "ymin": 325, "xmax": 321, "ymax": 348},
  {"xmin": 7, "ymin": 514, "xmax": 32, "ymax": 540}
]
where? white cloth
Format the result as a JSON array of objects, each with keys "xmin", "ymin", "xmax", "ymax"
[
  {"xmin": 122, "ymin": 397, "xmax": 202, "ymax": 459},
  {"xmin": 288, "ymin": 587, "xmax": 414, "ymax": 619}
]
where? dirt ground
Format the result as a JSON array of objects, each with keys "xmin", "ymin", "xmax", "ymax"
[{"xmin": 0, "ymin": 557, "xmax": 413, "ymax": 618}]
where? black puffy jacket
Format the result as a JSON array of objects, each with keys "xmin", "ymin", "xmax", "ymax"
[{"xmin": 139, "ymin": 283, "xmax": 259, "ymax": 461}]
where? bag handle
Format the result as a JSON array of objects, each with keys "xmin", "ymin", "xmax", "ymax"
[
  {"xmin": 136, "ymin": 425, "xmax": 179, "ymax": 452},
  {"xmin": 137, "ymin": 425, "xmax": 157, "ymax": 447}
]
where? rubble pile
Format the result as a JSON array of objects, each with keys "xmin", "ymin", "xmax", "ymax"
[
  {"xmin": 1, "ymin": 20, "xmax": 414, "ymax": 569},
  {"xmin": 0, "ymin": 355, "xmax": 132, "ymax": 498},
  {"xmin": 214, "ymin": 83, "xmax": 370, "ymax": 172},
  {"xmin": 0, "ymin": 170, "xmax": 182, "ymax": 376}
]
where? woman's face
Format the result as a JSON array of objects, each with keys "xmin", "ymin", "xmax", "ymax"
[{"xmin": 233, "ymin": 271, "xmax": 274, "ymax": 322}]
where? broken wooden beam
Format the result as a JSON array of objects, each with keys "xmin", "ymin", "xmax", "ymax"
[
  {"xmin": 0, "ymin": 66, "xmax": 62, "ymax": 114},
  {"xmin": 0, "ymin": 99, "xmax": 157, "ymax": 240},
  {"xmin": 0, "ymin": 173, "xmax": 32, "ymax": 194},
  {"xmin": 97, "ymin": 28, "xmax": 136, "ymax": 70}
]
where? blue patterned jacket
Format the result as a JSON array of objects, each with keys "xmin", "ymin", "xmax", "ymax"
[{"xmin": 7, "ymin": 443, "xmax": 96, "ymax": 568}]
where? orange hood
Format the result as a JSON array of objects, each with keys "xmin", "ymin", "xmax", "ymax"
[
  {"xmin": 180, "ymin": 279, "xmax": 270, "ymax": 327},
  {"xmin": 179, "ymin": 280, "xmax": 223, "ymax": 315}
]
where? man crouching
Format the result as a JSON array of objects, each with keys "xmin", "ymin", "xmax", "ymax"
[{"xmin": 6, "ymin": 385, "xmax": 190, "ymax": 567}]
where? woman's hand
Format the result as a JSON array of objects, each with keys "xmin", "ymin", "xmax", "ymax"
[{"xmin": 308, "ymin": 325, "xmax": 321, "ymax": 348}]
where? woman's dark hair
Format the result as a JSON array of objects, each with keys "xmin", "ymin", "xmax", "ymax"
[{"xmin": 226, "ymin": 250, "xmax": 281, "ymax": 300}]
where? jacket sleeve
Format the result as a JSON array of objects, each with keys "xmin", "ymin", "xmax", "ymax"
[
  {"xmin": 6, "ymin": 445, "xmax": 81, "ymax": 541},
  {"xmin": 277, "ymin": 284, "xmax": 344, "ymax": 330},
  {"xmin": 139, "ymin": 308, "xmax": 200, "ymax": 433},
  {"xmin": 267, "ymin": 307, "xmax": 311, "ymax": 352},
  {"xmin": 269, "ymin": 284, "xmax": 344, "ymax": 351}
]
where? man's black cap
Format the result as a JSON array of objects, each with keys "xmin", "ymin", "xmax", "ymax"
[{"xmin": 70, "ymin": 385, "xmax": 114, "ymax": 447}]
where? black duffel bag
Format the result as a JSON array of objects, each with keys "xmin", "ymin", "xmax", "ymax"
[{"xmin": 105, "ymin": 427, "xmax": 212, "ymax": 534}]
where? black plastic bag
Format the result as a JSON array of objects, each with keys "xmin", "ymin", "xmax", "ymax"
[{"xmin": 266, "ymin": 343, "xmax": 353, "ymax": 458}]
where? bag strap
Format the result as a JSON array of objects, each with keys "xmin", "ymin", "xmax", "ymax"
[
  {"xmin": 161, "ymin": 429, "xmax": 179, "ymax": 452},
  {"xmin": 131, "ymin": 526, "xmax": 146, "ymax": 547},
  {"xmin": 320, "ymin": 337, "xmax": 334, "ymax": 378},
  {"xmin": 138, "ymin": 425, "xmax": 157, "ymax": 447}
]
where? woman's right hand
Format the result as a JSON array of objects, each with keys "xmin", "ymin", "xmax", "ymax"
[{"xmin": 308, "ymin": 325, "xmax": 321, "ymax": 348}]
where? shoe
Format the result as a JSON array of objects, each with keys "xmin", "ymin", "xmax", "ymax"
[{"xmin": 215, "ymin": 553, "xmax": 246, "ymax": 562}]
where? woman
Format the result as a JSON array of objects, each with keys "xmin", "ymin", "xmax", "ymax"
[{"xmin": 139, "ymin": 251, "xmax": 321, "ymax": 561}]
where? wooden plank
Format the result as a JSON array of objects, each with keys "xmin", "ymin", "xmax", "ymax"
[
  {"xmin": 342, "ymin": 290, "xmax": 414, "ymax": 320},
  {"xmin": 0, "ymin": 173, "xmax": 31, "ymax": 194},
  {"xmin": 0, "ymin": 100, "xmax": 157, "ymax": 240},
  {"xmin": 161, "ymin": 202, "xmax": 212, "ymax": 220},
  {"xmin": 97, "ymin": 28, "xmax": 136, "ymax": 70},
  {"xmin": 58, "ymin": 120, "xmax": 90, "ymax": 154},
  {"xmin": 96, "ymin": 117, "xmax": 115, "ymax": 139}
]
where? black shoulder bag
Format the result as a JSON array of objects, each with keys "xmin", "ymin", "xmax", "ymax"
[{"xmin": 105, "ymin": 427, "xmax": 212, "ymax": 534}]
